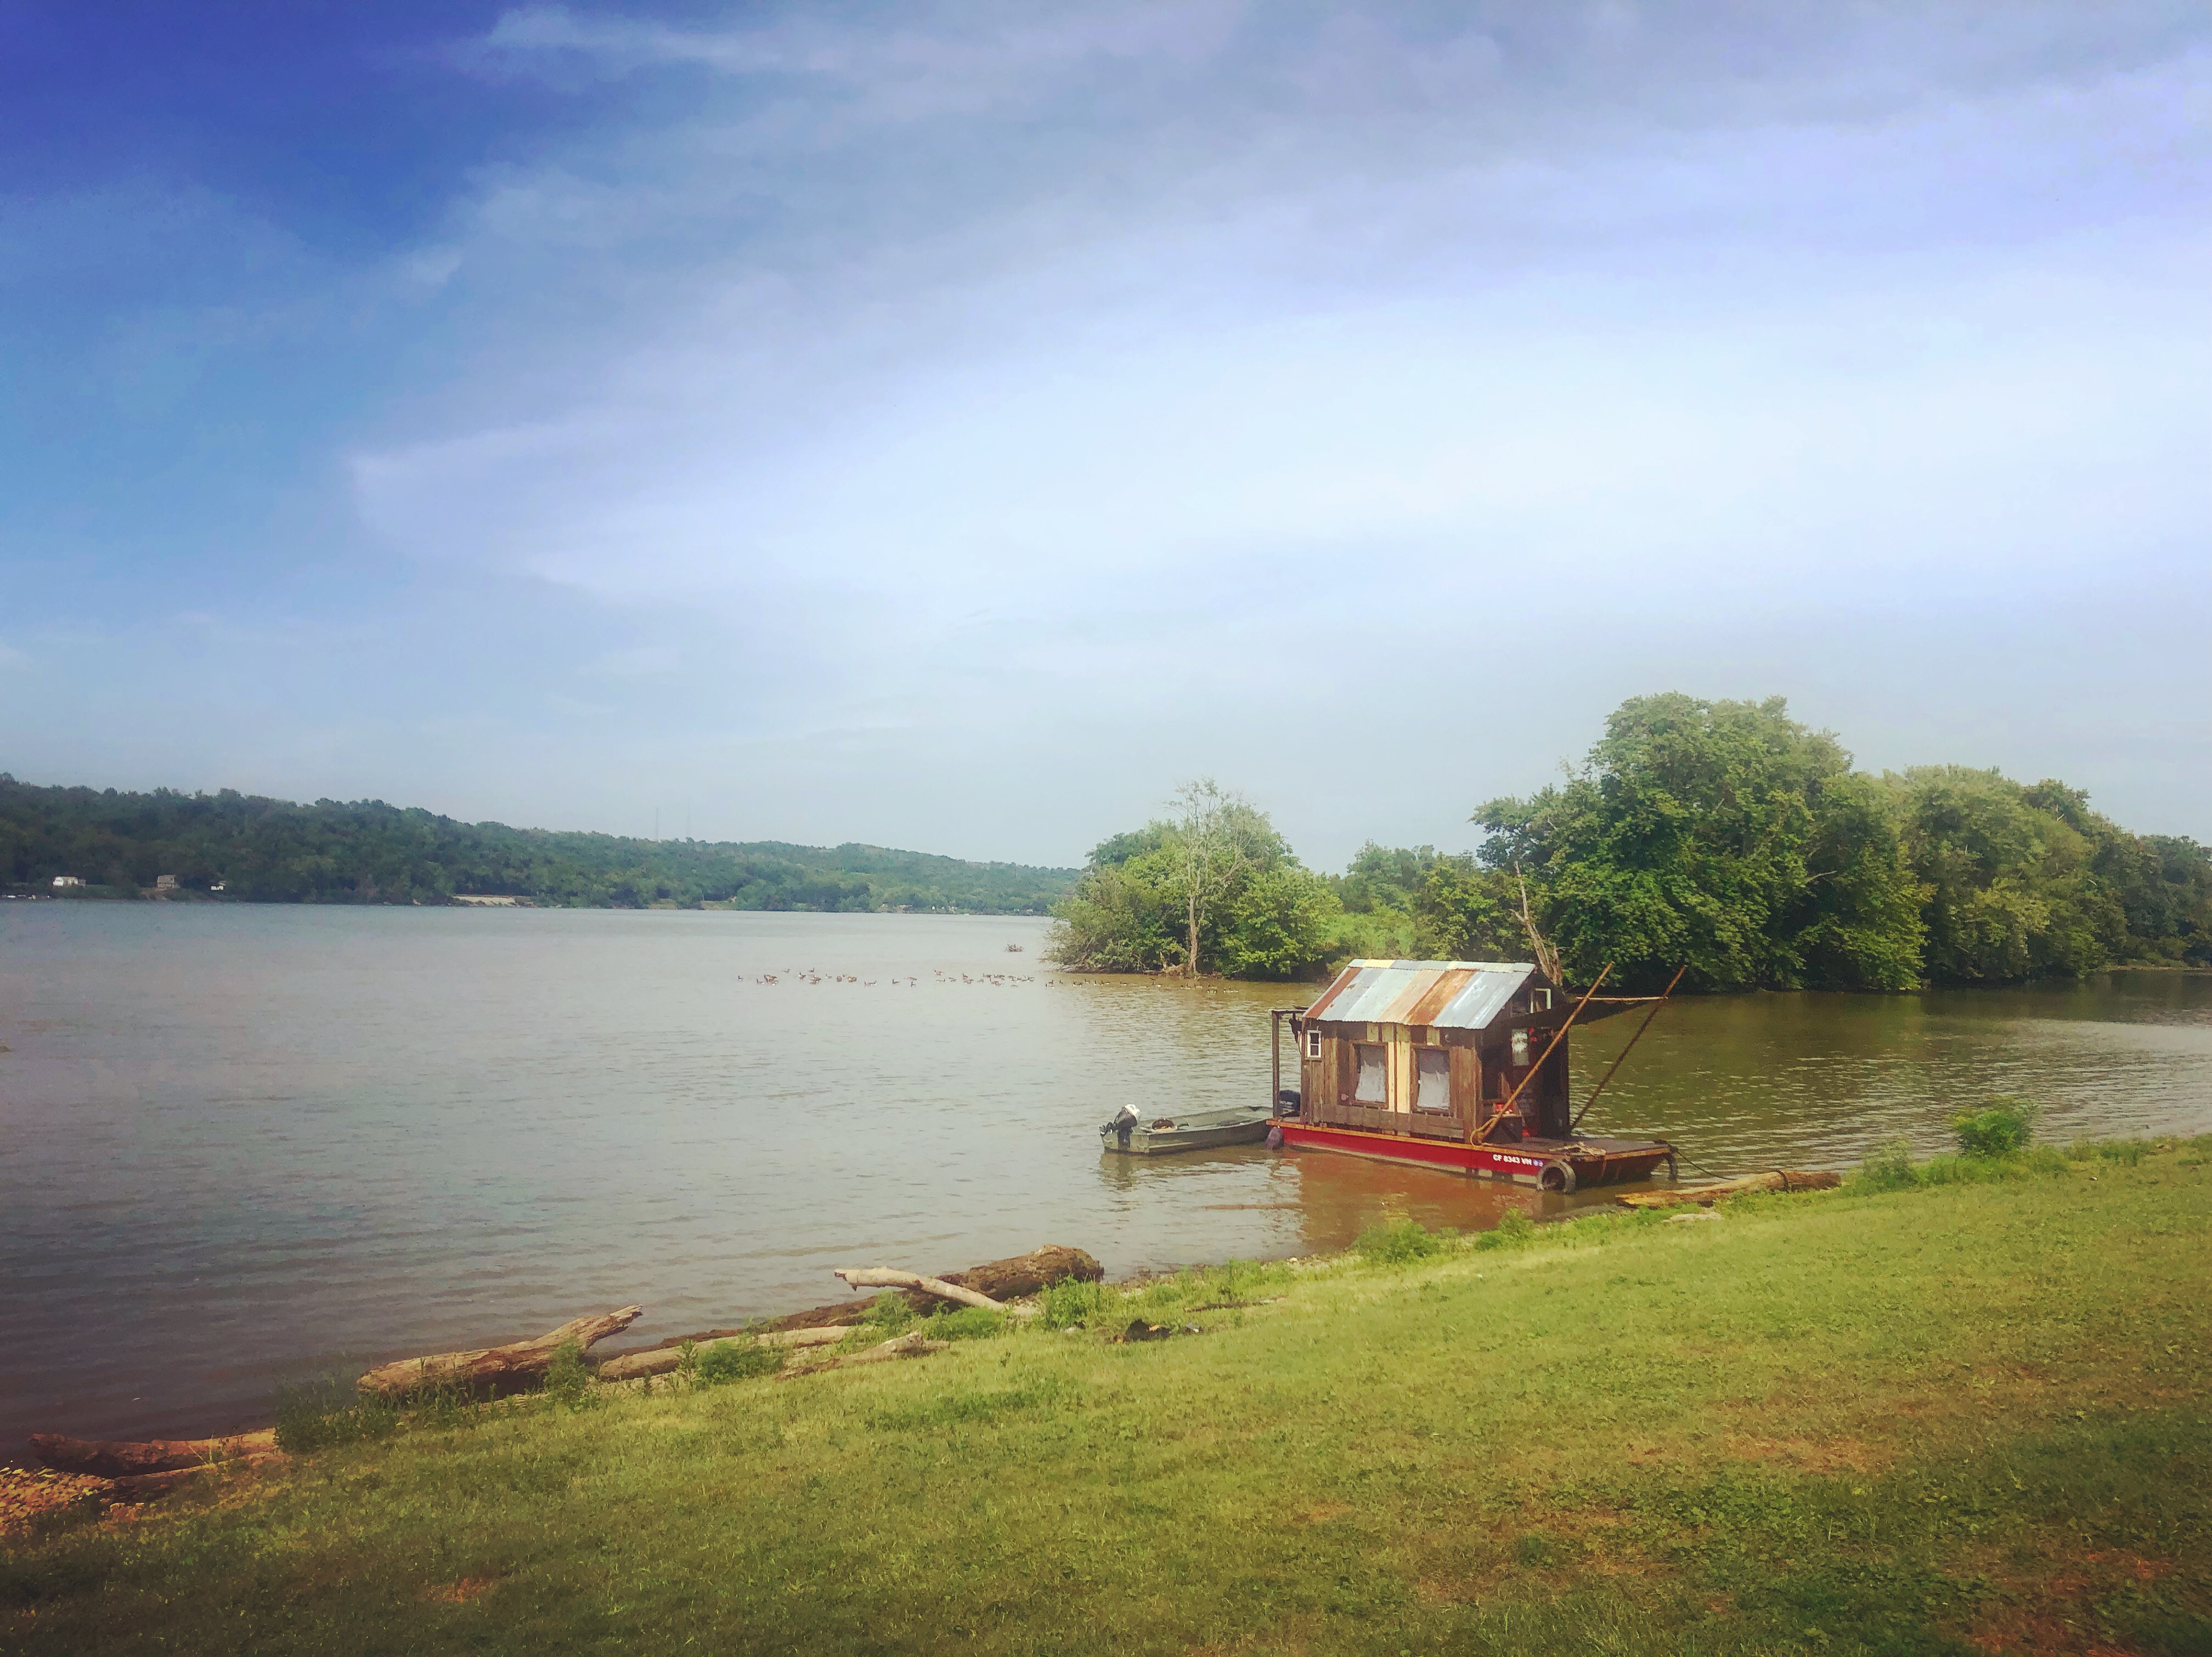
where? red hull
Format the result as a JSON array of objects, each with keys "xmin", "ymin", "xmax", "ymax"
[{"xmin": 1277, "ymin": 1121, "xmax": 1671, "ymax": 1191}]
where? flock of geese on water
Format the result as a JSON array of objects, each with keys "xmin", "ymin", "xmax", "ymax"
[{"xmin": 746, "ymin": 967, "xmax": 1047, "ymax": 987}]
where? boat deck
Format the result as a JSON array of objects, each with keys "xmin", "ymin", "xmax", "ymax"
[{"xmin": 1275, "ymin": 1119, "xmax": 1674, "ymax": 1190}]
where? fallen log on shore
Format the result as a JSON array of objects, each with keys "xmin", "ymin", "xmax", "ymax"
[
  {"xmin": 1618, "ymin": 1170, "xmax": 1841, "ymax": 1209},
  {"xmin": 30, "ymin": 1428, "xmax": 279, "ymax": 1479},
  {"xmin": 918, "ymin": 1244, "xmax": 1102, "ymax": 1308},
  {"xmin": 776, "ymin": 1331, "xmax": 946, "ymax": 1379},
  {"xmin": 833, "ymin": 1268, "xmax": 1022, "ymax": 1314},
  {"xmin": 751, "ymin": 1245, "xmax": 1102, "ymax": 1333},
  {"xmin": 594, "ymin": 1326, "xmax": 851, "ymax": 1383},
  {"xmin": 357, "ymin": 1305, "xmax": 643, "ymax": 1399}
]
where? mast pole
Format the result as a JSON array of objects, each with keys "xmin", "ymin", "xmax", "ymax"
[
  {"xmin": 1568, "ymin": 964, "xmax": 1687, "ymax": 1136},
  {"xmin": 1471, "ymin": 963, "xmax": 1612, "ymax": 1144}
]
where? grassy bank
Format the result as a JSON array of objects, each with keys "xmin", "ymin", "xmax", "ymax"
[{"xmin": 7, "ymin": 1144, "xmax": 2209, "ymax": 1655}]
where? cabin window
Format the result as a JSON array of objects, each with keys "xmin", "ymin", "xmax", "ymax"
[
  {"xmin": 1510, "ymin": 1028, "xmax": 1531, "ymax": 1066},
  {"xmin": 1353, "ymin": 1045, "xmax": 1388, "ymax": 1104},
  {"xmin": 1414, "ymin": 1048, "xmax": 1450, "ymax": 1112},
  {"xmin": 1306, "ymin": 1025, "xmax": 1323, "ymax": 1061}
]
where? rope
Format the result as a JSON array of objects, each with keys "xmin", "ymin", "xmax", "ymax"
[{"xmin": 1668, "ymin": 1145, "xmax": 1735, "ymax": 1183}]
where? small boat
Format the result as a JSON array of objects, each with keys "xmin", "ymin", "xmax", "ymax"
[
  {"xmin": 1266, "ymin": 958, "xmax": 1680, "ymax": 1192},
  {"xmin": 1101, "ymin": 1100, "xmax": 1276, "ymax": 1156}
]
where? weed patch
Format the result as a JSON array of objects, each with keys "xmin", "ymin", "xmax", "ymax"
[
  {"xmin": 695, "ymin": 1336, "xmax": 783, "ymax": 1384},
  {"xmin": 918, "ymin": 1305, "xmax": 1005, "ymax": 1342},
  {"xmin": 1853, "ymin": 1136, "xmax": 1919, "ymax": 1191},
  {"xmin": 1473, "ymin": 1208, "xmax": 1538, "ymax": 1249},
  {"xmin": 272, "ymin": 1377, "xmax": 400, "ymax": 1453},
  {"xmin": 1353, "ymin": 1217, "xmax": 1450, "ymax": 1265},
  {"xmin": 1039, "ymin": 1276, "xmax": 1109, "ymax": 1330},
  {"xmin": 1951, "ymin": 1097, "xmax": 2039, "ymax": 1157}
]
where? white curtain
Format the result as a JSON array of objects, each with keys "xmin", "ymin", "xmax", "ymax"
[{"xmin": 1415, "ymin": 1048, "xmax": 1449, "ymax": 1111}]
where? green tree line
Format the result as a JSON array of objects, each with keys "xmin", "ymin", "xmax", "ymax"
[
  {"xmin": 1047, "ymin": 694, "xmax": 2212, "ymax": 987},
  {"xmin": 0, "ymin": 777, "xmax": 1075, "ymax": 914}
]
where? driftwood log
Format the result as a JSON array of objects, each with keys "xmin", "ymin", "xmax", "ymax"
[
  {"xmin": 31, "ymin": 1428, "xmax": 279, "ymax": 1479},
  {"xmin": 917, "ymin": 1245, "xmax": 1102, "ymax": 1308},
  {"xmin": 594, "ymin": 1327, "xmax": 851, "ymax": 1383},
  {"xmin": 357, "ymin": 1305, "xmax": 643, "ymax": 1399},
  {"xmin": 776, "ymin": 1331, "xmax": 946, "ymax": 1379},
  {"xmin": 1618, "ymin": 1170, "xmax": 1841, "ymax": 1209},
  {"xmin": 833, "ymin": 1268, "xmax": 1018, "ymax": 1314},
  {"xmin": 749, "ymin": 1245, "xmax": 1103, "ymax": 1333}
]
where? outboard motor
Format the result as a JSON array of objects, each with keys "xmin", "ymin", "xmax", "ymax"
[
  {"xmin": 1273, "ymin": 1088, "xmax": 1302, "ymax": 1118},
  {"xmin": 1101, "ymin": 1103, "xmax": 1138, "ymax": 1149}
]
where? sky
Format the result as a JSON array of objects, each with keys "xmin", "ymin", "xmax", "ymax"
[{"xmin": 2, "ymin": 2, "xmax": 2206, "ymax": 869}]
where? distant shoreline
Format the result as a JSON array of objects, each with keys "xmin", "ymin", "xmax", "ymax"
[{"xmin": 1, "ymin": 888, "xmax": 1057, "ymax": 917}]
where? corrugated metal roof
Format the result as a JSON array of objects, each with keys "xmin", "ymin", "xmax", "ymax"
[{"xmin": 1304, "ymin": 959, "xmax": 1537, "ymax": 1032}]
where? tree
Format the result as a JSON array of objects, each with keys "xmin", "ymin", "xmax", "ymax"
[
  {"xmin": 1476, "ymin": 693, "xmax": 1927, "ymax": 991},
  {"xmin": 1410, "ymin": 856, "xmax": 1523, "ymax": 962},
  {"xmin": 1166, "ymin": 779, "xmax": 1273, "ymax": 976},
  {"xmin": 1045, "ymin": 787, "xmax": 1336, "ymax": 979},
  {"xmin": 1885, "ymin": 766, "xmax": 2125, "ymax": 981}
]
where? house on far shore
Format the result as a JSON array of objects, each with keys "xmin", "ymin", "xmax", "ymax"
[
  {"xmin": 155, "ymin": 874, "xmax": 179, "ymax": 892},
  {"xmin": 52, "ymin": 874, "xmax": 83, "ymax": 889}
]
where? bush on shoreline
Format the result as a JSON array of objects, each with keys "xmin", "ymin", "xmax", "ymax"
[{"xmin": 1849, "ymin": 1099, "xmax": 2202, "ymax": 1193}]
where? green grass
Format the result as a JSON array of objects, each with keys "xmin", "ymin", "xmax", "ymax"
[{"xmin": 6, "ymin": 1139, "xmax": 2209, "ymax": 1655}]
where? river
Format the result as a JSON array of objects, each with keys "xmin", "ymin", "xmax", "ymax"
[{"xmin": 3, "ymin": 903, "xmax": 2208, "ymax": 1450}]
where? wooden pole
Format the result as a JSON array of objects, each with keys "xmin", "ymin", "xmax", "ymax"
[
  {"xmin": 1472, "ymin": 964, "xmax": 1611, "ymax": 1144},
  {"xmin": 1568, "ymin": 964, "xmax": 1686, "ymax": 1136},
  {"xmin": 1271, "ymin": 1010, "xmax": 1282, "ymax": 1116}
]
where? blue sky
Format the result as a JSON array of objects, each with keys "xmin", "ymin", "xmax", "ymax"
[{"xmin": 2, "ymin": 2, "xmax": 2205, "ymax": 866}]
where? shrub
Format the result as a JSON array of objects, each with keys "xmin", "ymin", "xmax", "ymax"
[
  {"xmin": 1951, "ymin": 1098, "xmax": 2039, "ymax": 1158},
  {"xmin": 1040, "ymin": 1277, "xmax": 1109, "ymax": 1330},
  {"xmin": 855, "ymin": 1292, "xmax": 917, "ymax": 1336},
  {"xmin": 1853, "ymin": 1138, "xmax": 1918, "ymax": 1192},
  {"xmin": 1918, "ymin": 1145, "xmax": 2069, "ymax": 1185},
  {"xmin": 544, "ymin": 1339, "xmax": 603, "ymax": 1410},
  {"xmin": 272, "ymin": 1379, "xmax": 400, "ymax": 1454},
  {"xmin": 1353, "ymin": 1218, "xmax": 1449, "ymax": 1266},
  {"xmin": 413, "ymin": 1381, "xmax": 491, "ymax": 1432},
  {"xmin": 697, "ymin": 1337, "xmax": 783, "ymax": 1384},
  {"xmin": 1473, "ymin": 1209, "xmax": 1538, "ymax": 1251}
]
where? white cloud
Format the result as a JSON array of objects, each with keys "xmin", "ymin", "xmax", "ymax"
[
  {"xmin": 324, "ymin": 5, "xmax": 2212, "ymax": 851},
  {"xmin": 352, "ymin": 38, "xmax": 2207, "ymax": 626}
]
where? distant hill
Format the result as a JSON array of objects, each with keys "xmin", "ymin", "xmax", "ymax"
[{"xmin": 0, "ymin": 776, "xmax": 1076, "ymax": 913}]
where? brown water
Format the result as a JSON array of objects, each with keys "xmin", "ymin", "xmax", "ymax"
[{"xmin": 3, "ymin": 904, "xmax": 2208, "ymax": 1451}]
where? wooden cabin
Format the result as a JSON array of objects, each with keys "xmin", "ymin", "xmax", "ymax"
[{"xmin": 1293, "ymin": 957, "xmax": 1573, "ymax": 1139}]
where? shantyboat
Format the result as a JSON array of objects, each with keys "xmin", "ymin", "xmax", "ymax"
[{"xmin": 1267, "ymin": 958, "xmax": 1678, "ymax": 1192}]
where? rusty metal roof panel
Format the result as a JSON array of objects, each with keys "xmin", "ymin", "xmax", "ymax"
[
  {"xmin": 1404, "ymin": 968, "xmax": 1477, "ymax": 1027},
  {"xmin": 1435, "ymin": 966, "xmax": 1533, "ymax": 1031},
  {"xmin": 1307, "ymin": 960, "xmax": 1534, "ymax": 1032},
  {"xmin": 1301, "ymin": 962, "xmax": 1373, "ymax": 1022}
]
